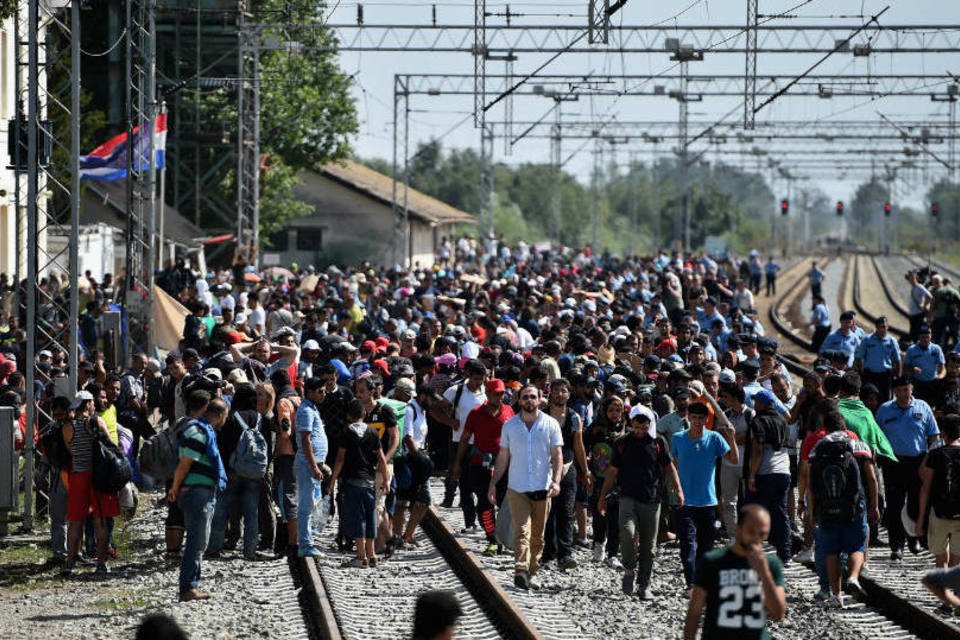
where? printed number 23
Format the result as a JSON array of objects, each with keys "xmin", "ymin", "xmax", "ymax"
[{"xmin": 717, "ymin": 584, "xmax": 764, "ymax": 629}]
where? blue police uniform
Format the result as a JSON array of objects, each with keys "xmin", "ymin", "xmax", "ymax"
[{"xmin": 818, "ymin": 329, "xmax": 860, "ymax": 367}]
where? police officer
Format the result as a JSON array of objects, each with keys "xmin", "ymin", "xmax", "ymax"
[
  {"xmin": 902, "ymin": 324, "xmax": 945, "ymax": 405},
  {"xmin": 819, "ymin": 310, "xmax": 861, "ymax": 369},
  {"xmin": 854, "ymin": 316, "xmax": 902, "ymax": 401},
  {"xmin": 875, "ymin": 376, "xmax": 941, "ymax": 559}
]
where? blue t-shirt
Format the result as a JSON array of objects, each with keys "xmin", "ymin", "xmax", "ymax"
[
  {"xmin": 295, "ymin": 398, "xmax": 329, "ymax": 462},
  {"xmin": 671, "ymin": 430, "xmax": 730, "ymax": 507}
]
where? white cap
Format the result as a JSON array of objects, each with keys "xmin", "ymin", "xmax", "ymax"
[
  {"xmin": 302, "ymin": 339, "xmax": 321, "ymax": 351},
  {"xmin": 70, "ymin": 390, "xmax": 94, "ymax": 410}
]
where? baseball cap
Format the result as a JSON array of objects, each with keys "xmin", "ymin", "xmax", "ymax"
[
  {"xmin": 182, "ymin": 348, "xmax": 200, "ymax": 360},
  {"xmin": 486, "ymin": 378, "xmax": 506, "ymax": 393},
  {"xmin": 402, "ymin": 329, "xmax": 416, "ymax": 340},
  {"xmin": 361, "ymin": 340, "xmax": 378, "ymax": 353},
  {"xmin": 719, "ymin": 369, "xmax": 736, "ymax": 385},
  {"xmin": 395, "ymin": 378, "xmax": 416, "ymax": 393},
  {"xmin": 302, "ymin": 339, "xmax": 321, "ymax": 351},
  {"xmin": 70, "ymin": 390, "xmax": 94, "ymax": 409},
  {"xmin": 628, "ymin": 404, "xmax": 654, "ymax": 423},
  {"xmin": 673, "ymin": 387, "xmax": 692, "ymax": 400},
  {"xmin": 753, "ymin": 389, "xmax": 777, "ymax": 406}
]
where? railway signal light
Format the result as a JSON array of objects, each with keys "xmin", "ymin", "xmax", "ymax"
[
  {"xmin": 836, "ymin": 200, "xmax": 844, "ymax": 216},
  {"xmin": 884, "ymin": 202, "xmax": 891, "ymax": 216},
  {"xmin": 780, "ymin": 199, "xmax": 789, "ymax": 216},
  {"xmin": 932, "ymin": 202, "xmax": 939, "ymax": 217}
]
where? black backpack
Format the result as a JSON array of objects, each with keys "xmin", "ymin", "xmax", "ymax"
[
  {"xmin": 39, "ymin": 424, "xmax": 71, "ymax": 470},
  {"xmin": 810, "ymin": 437, "xmax": 862, "ymax": 526},
  {"xmin": 91, "ymin": 420, "xmax": 133, "ymax": 494},
  {"xmin": 933, "ymin": 447, "xmax": 960, "ymax": 519}
]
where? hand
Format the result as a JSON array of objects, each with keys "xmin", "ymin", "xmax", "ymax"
[
  {"xmin": 548, "ymin": 481, "xmax": 560, "ymax": 498},
  {"xmin": 452, "ymin": 464, "xmax": 461, "ymax": 482},
  {"xmin": 167, "ymin": 485, "xmax": 179, "ymax": 503},
  {"xmin": 598, "ymin": 496, "xmax": 607, "ymax": 516},
  {"xmin": 912, "ymin": 516, "xmax": 923, "ymax": 535},
  {"xmin": 311, "ymin": 464, "xmax": 323, "ymax": 480},
  {"xmin": 487, "ymin": 484, "xmax": 497, "ymax": 508},
  {"xmin": 582, "ymin": 474, "xmax": 594, "ymax": 492},
  {"xmin": 747, "ymin": 478, "xmax": 757, "ymax": 493},
  {"xmin": 675, "ymin": 490, "xmax": 685, "ymax": 508},
  {"xmin": 745, "ymin": 542, "xmax": 767, "ymax": 575}
]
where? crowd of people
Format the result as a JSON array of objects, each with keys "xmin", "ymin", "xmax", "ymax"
[{"xmin": 4, "ymin": 238, "xmax": 960, "ymax": 636}]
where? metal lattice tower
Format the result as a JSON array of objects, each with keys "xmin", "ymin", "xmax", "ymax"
[
  {"xmin": 236, "ymin": 9, "xmax": 261, "ymax": 265},
  {"xmin": 123, "ymin": 0, "xmax": 158, "ymax": 362},
  {"xmin": 589, "ymin": 0, "xmax": 611, "ymax": 45},
  {"xmin": 16, "ymin": 0, "xmax": 81, "ymax": 531},
  {"xmin": 744, "ymin": 0, "xmax": 758, "ymax": 129},
  {"xmin": 391, "ymin": 74, "xmax": 410, "ymax": 267},
  {"xmin": 473, "ymin": 0, "xmax": 486, "ymax": 127}
]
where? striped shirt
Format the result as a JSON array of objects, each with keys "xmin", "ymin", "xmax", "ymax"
[
  {"xmin": 69, "ymin": 416, "xmax": 97, "ymax": 473},
  {"xmin": 179, "ymin": 422, "xmax": 218, "ymax": 488}
]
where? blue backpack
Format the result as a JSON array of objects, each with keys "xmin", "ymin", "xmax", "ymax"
[{"xmin": 230, "ymin": 413, "xmax": 269, "ymax": 480}]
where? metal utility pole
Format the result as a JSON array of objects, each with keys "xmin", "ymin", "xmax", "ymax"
[
  {"xmin": 550, "ymin": 99, "xmax": 562, "ymax": 246},
  {"xmin": 479, "ymin": 123, "xmax": 495, "ymax": 241},
  {"xmin": 19, "ymin": 0, "xmax": 81, "ymax": 531},
  {"xmin": 668, "ymin": 41, "xmax": 703, "ymax": 252},
  {"xmin": 390, "ymin": 75, "xmax": 411, "ymax": 267},
  {"xmin": 473, "ymin": 0, "xmax": 486, "ymax": 127},
  {"xmin": 588, "ymin": 0, "xmax": 611, "ymax": 44},
  {"xmin": 744, "ymin": 0, "xmax": 758, "ymax": 129},
  {"xmin": 237, "ymin": 8, "xmax": 261, "ymax": 268}
]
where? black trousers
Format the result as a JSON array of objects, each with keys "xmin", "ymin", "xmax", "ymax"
[
  {"xmin": 812, "ymin": 325, "xmax": 831, "ymax": 352},
  {"xmin": 543, "ymin": 465, "xmax": 577, "ymax": 563},
  {"xmin": 880, "ymin": 456, "xmax": 923, "ymax": 552},
  {"xmin": 589, "ymin": 480, "xmax": 620, "ymax": 557}
]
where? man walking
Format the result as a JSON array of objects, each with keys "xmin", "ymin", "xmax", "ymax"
[
  {"xmin": 598, "ymin": 406, "xmax": 682, "ymax": 600},
  {"xmin": 903, "ymin": 324, "xmax": 945, "ymax": 405},
  {"xmin": 294, "ymin": 377, "xmax": 329, "ymax": 556},
  {"xmin": 809, "ymin": 262, "xmax": 825, "ymax": 298},
  {"xmin": 487, "ymin": 385, "xmax": 563, "ymax": 591},
  {"xmin": 167, "ymin": 392, "xmax": 227, "ymax": 601},
  {"xmin": 855, "ymin": 316, "xmax": 901, "ymax": 402},
  {"xmin": 876, "ymin": 376, "xmax": 940, "ymax": 559},
  {"xmin": 906, "ymin": 270, "xmax": 932, "ymax": 342}
]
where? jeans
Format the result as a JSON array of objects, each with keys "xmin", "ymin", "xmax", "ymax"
[
  {"xmin": 589, "ymin": 481, "xmax": 620, "ymax": 557},
  {"xmin": 619, "ymin": 497, "xmax": 660, "ymax": 589},
  {"xmin": 744, "ymin": 473, "xmax": 791, "ymax": 563},
  {"xmin": 50, "ymin": 470, "xmax": 68, "ymax": 559},
  {"xmin": 543, "ymin": 465, "xmax": 576, "ymax": 562},
  {"xmin": 676, "ymin": 505, "xmax": 717, "ymax": 587},
  {"xmin": 208, "ymin": 476, "xmax": 261, "ymax": 557},
  {"xmin": 295, "ymin": 455, "xmax": 327, "ymax": 551},
  {"xmin": 507, "ymin": 489, "xmax": 550, "ymax": 575},
  {"xmin": 178, "ymin": 486, "xmax": 216, "ymax": 595},
  {"xmin": 719, "ymin": 464, "xmax": 742, "ymax": 536}
]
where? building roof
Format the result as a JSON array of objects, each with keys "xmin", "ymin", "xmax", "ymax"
[
  {"xmin": 80, "ymin": 179, "xmax": 205, "ymax": 246},
  {"xmin": 317, "ymin": 159, "xmax": 476, "ymax": 226}
]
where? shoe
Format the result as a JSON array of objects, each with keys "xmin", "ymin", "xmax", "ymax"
[
  {"xmin": 813, "ymin": 589, "xmax": 832, "ymax": 602},
  {"xmin": 514, "ymin": 572, "xmax": 530, "ymax": 590},
  {"xmin": 845, "ymin": 579, "xmax": 867, "ymax": 600},
  {"xmin": 43, "ymin": 556, "xmax": 66, "ymax": 567},
  {"xmin": 908, "ymin": 538, "xmax": 922, "ymax": 555},
  {"xmin": 341, "ymin": 557, "xmax": 368, "ymax": 569},
  {"xmin": 460, "ymin": 525, "xmax": 478, "ymax": 534},
  {"xmin": 826, "ymin": 594, "xmax": 845, "ymax": 609},
  {"xmin": 203, "ymin": 550, "xmax": 222, "ymax": 560},
  {"xmin": 440, "ymin": 499, "xmax": 454, "ymax": 509},
  {"xmin": 483, "ymin": 542, "xmax": 499, "ymax": 557},
  {"xmin": 164, "ymin": 548, "xmax": 182, "ymax": 560},
  {"xmin": 658, "ymin": 531, "xmax": 677, "ymax": 544},
  {"xmin": 574, "ymin": 537, "xmax": 591, "ymax": 548},
  {"xmin": 94, "ymin": 564, "xmax": 109, "ymax": 576},
  {"xmin": 890, "ymin": 549, "xmax": 904, "ymax": 561},
  {"xmin": 559, "ymin": 557, "xmax": 578, "ymax": 571},
  {"xmin": 794, "ymin": 548, "xmax": 814, "ymax": 564},
  {"xmin": 60, "ymin": 560, "xmax": 75, "ymax": 577},
  {"xmin": 528, "ymin": 574, "xmax": 542, "ymax": 590},
  {"xmin": 605, "ymin": 555, "xmax": 623, "ymax": 570},
  {"xmin": 391, "ymin": 536, "xmax": 404, "ymax": 551},
  {"xmin": 621, "ymin": 571, "xmax": 636, "ymax": 595},
  {"xmin": 637, "ymin": 587, "xmax": 653, "ymax": 601},
  {"xmin": 592, "ymin": 545, "xmax": 604, "ymax": 562},
  {"xmin": 403, "ymin": 537, "xmax": 420, "ymax": 548},
  {"xmin": 298, "ymin": 547, "xmax": 322, "ymax": 558},
  {"xmin": 179, "ymin": 588, "xmax": 212, "ymax": 602},
  {"xmin": 244, "ymin": 551, "xmax": 273, "ymax": 561},
  {"xmin": 368, "ymin": 555, "xmax": 379, "ymax": 568}
]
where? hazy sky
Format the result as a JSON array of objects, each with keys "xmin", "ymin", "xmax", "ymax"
[{"xmin": 320, "ymin": 0, "xmax": 960, "ymax": 210}]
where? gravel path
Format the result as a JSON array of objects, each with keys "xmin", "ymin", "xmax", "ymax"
[
  {"xmin": 799, "ymin": 258, "xmax": 847, "ymax": 328},
  {"xmin": 0, "ymin": 494, "xmax": 308, "ymax": 639}
]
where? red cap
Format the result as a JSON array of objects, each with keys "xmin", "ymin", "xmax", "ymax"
[
  {"xmin": 226, "ymin": 331, "xmax": 246, "ymax": 344},
  {"xmin": 374, "ymin": 336, "xmax": 390, "ymax": 352},
  {"xmin": 486, "ymin": 378, "xmax": 506, "ymax": 393},
  {"xmin": 361, "ymin": 340, "xmax": 377, "ymax": 353}
]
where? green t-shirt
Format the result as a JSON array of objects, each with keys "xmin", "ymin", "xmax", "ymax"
[
  {"xmin": 179, "ymin": 424, "xmax": 216, "ymax": 488},
  {"xmin": 695, "ymin": 546, "xmax": 785, "ymax": 640}
]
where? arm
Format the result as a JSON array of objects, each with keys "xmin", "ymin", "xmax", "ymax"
[
  {"xmin": 597, "ymin": 467, "xmax": 618, "ymax": 516},
  {"xmin": 721, "ymin": 427, "xmax": 739, "ymax": 465},
  {"xmin": 862, "ymin": 459, "xmax": 881, "ymax": 525},
  {"xmin": 376, "ymin": 449, "xmax": 390, "ymax": 493},
  {"xmin": 166, "ymin": 455, "xmax": 194, "ymax": 502},
  {"xmin": 384, "ymin": 425, "xmax": 400, "ymax": 460},
  {"xmin": 272, "ymin": 342, "xmax": 300, "ymax": 365},
  {"xmin": 683, "ymin": 586, "xmax": 707, "ymax": 640},
  {"xmin": 487, "ymin": 447, "xmax": 511, "ymax": 506},
  {"xmin": 230, "ymin": 341, "xmax": 252, "ymax": 363},
  {"xmin": 572, "ymin": 429, "xmax": 592, "ymax": 491},
  {"xmin": 451, "ymin": 433, "xmax": 471, "ymax": 480},
  {"xmin": 548, "ymin": 445, "xmax": 562, "ymax": 497},
  {"xmin": 745, "ymin": 547, "xmax": 787, "ymax": 622},
  {"xmin": 665, "ymin": 460, "xmax": 684, "ymax": 507},
  {"xmin": 797, "ymin": 461, "xmax": 810, "ymax": 519},
  {"xmin": 747, "ymin": 439, "xmax": 763, "ymax": 492},
  {"xmin": 326, "ymin": 447, "xmax": 347, "ymax": 496},
  {"xmin": 300, "ymin": 431, "xmax": 322, "ymax": 480},
  {"xmin": 916, "ymin": 460, "xmax": 934, "ymax": 536}
]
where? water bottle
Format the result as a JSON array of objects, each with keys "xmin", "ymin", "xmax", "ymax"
[{"xmin": 310, "ymin": 483, "xmax": 329, "ymax": 546}]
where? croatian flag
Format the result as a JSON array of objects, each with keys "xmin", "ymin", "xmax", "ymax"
[{"xmin": 79, "ymin": 113, "xmax": 167, "ymax": 182}]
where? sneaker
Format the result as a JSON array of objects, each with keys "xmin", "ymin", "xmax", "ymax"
[
  {"xmin": 483, "ymin": 542, "xmax": 499, "ymax": 557},
  {"xmin": 794, "ymin": 548, "xmax": 814, "ymax": 564},
  {"xmin": 203, "ymin": 550, "xmax": 222, "ymax": 560},
  {"xmin": 621, "ymin": 571, "xmax": 636, "ymax": 595},
  {"xmin": 592, "ymin": 545, "xmax": 605, "ymax": 562},
  {"xmin": 908, "ymin": 538, "xmax": 922, "ymax": 555},
  {"xmin": 94, "ymin": 564, "xmax": 109, "ymax": 576},
  {"xmin": 179, "ymin": 588, "xmax": 212, "ymax": 602},
  {"xmin": 559, "ymin": 557, "xmax": 578, "ymax": 571},
  {"xmin": 391, "ymin": 536, "xmax": 404, "ymax": 551},
  {"xmin": 368, "ymin": 555, "xmax": 379, "ymax": 568},
  {"xmin": 298, "ymin": 547, "xmax": 322, "ymax": 558},
  {"xmin": 845, "ymin": 579, "xmax": 867, "ymax": 600},
  {"xmin": 637, "ymin": 587, "xmax": 653, "ymax": 601},
  {"xmin": 60, "ymin": 560, "xmax": 75, "ymax": 577},
  {"xmin": 890, "ymin": 549, "xmax": 904, "ymax": 561},
  {"xmin": 605, "ymin": 555, "xmax": 623, "ymax": 570},
  {"xmin": 341, "ymin": 557, "xmax": 368, "ymax": 569},
  {"xmin": 243, "ymin": 551, "xmax": 274, "ymax": 562},
  {"xmin": 574, "ymin": 537, "xmax": 591, "ymax": 548},
  {"xmin": 461, "ymin": 525, "xmax": 478, "ymax": 534},
  {"xmin": 826, "ymin": 594, "xmax": 845, "ymax": 609},
  {"xmin": 812, "ymin": 589, "xmax": 832, "ymax": 602},
  {"xmin": 514, "ymin": 572, "xmax": 530, "ymax": 590},
  {"xmin": 528, "ymin": 574, "xmax": 542, "ymax": 590}
]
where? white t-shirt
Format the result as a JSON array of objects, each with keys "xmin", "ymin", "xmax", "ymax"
[
  {"xmin": 443, "ymin": 382, "xmax": 486, "ymax": 443},
  {"xmin": 404, "ymin": 399, "xmax": 429, "ymax": 450},
  {"xmin": 247, "ymin": 306, "xmax": 266, "ymax": 334}
]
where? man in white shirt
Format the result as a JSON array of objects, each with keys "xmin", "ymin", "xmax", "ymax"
[{"xmin": 488, "ymin": 385, "xmax": 563, "ymax": 590}]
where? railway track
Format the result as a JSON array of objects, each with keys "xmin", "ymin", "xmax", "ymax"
[
  {"xmin": 293, "ymin": 507, "xmax": 543, "ymax": 640},
  {"xmin": 870, "ymin": 255, "xmax": 912, "ymax": 320},
  {"xmin": 851, "ymin": 254, "xmax": 909, "ymax": 338}
]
